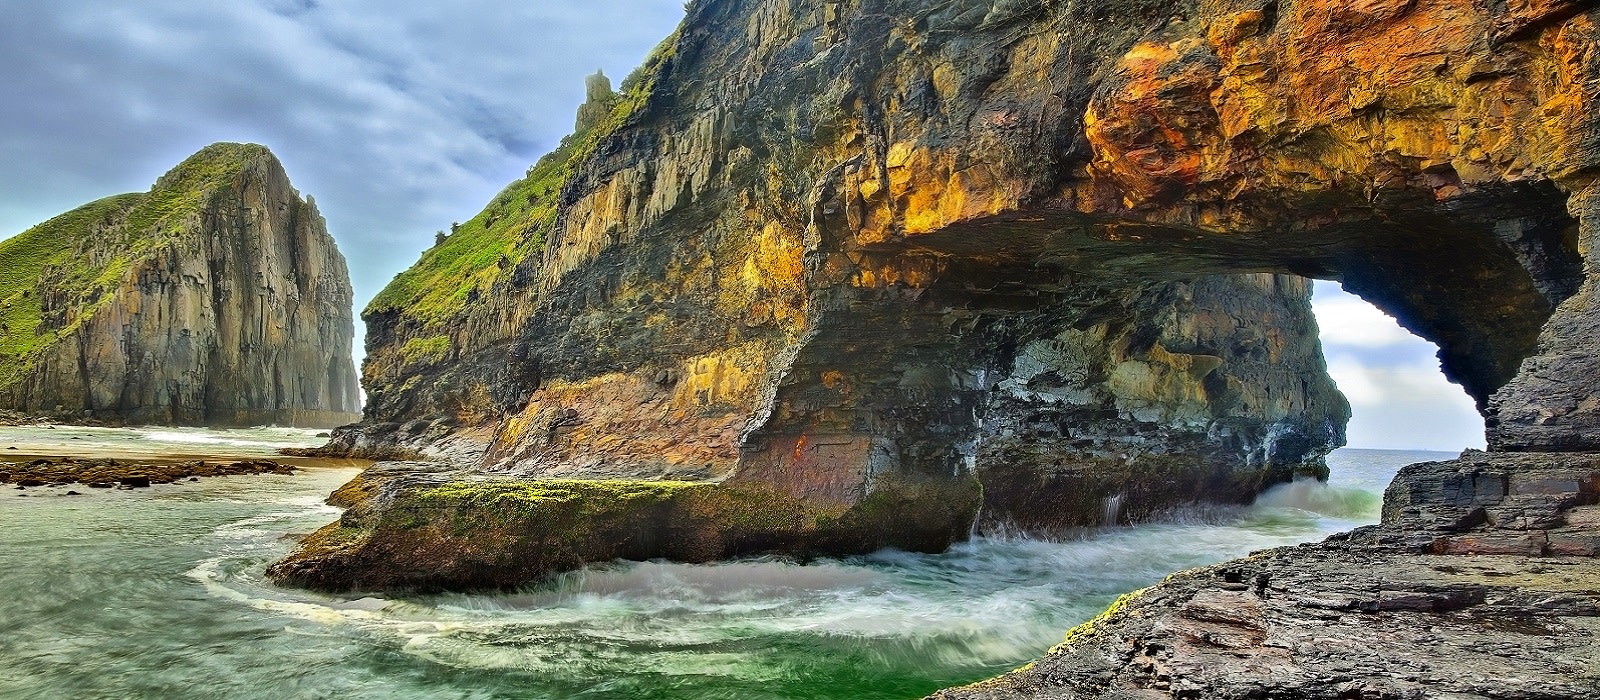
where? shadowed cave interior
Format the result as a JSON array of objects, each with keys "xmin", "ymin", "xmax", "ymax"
[{"xmin": 728, "ymin": 182, "xmax": 1581, "ymax": 533}]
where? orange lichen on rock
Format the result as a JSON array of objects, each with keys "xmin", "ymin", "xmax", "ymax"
[{"xmin": 1085, "ymin": 0, "xmax": 1598, "ymax": 220}]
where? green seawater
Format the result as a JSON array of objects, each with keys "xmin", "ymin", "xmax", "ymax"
[{"xmin": 0, "ymin": 429, "xmax": 1447, "ymax": 700}]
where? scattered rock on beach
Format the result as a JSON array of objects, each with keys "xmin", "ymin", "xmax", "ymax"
[{"xmin": 0, "ymin": 457, "xmax": 298, "ymax": 487}]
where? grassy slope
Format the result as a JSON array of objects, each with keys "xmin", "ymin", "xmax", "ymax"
[
  {"xmin": 0, "ymin": 142, "xmax": 269, "ymax": 383},
  {"xmin": 365, "ymin": 31, "xmax": 679, "ymax": 331},
  {"xmin": 0, "ymin": 194, "xmax": 142, "ymax": 361},
  {"xmin": 364, "ymin": 139, "xmax": 576, "ymax": 325}
]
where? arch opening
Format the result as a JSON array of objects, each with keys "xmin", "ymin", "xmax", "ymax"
[
  {"xmin": 1311, "ymin": 281, "xmax": 1486, "ymax": 453},
  {"xmin": 731, "ymin": 185, "xmax": 1583, "ymax": 536}
]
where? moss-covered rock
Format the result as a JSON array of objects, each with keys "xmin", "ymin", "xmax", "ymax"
[{"xmin": 268, "ymin": 466, "xmax": 981, "ymax": 593}]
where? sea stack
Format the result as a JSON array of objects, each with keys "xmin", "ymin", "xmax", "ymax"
[{"xmin": 0, "ymin": 143, "xmax": 360, "ymax": 428}]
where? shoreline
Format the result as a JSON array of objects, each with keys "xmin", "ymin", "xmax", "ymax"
[
  {"xmin": 931, "ymin": 452, "xmax": 1600, "ymax": 699},
  {"xmin": 0, "ymin": 423, "xmax": 373, "ymax": 490}
]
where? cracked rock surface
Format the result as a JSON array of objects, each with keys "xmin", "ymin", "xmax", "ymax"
[{"xmin": 933, "ymin": 454, "xmax": 1600, "ymax": 700}]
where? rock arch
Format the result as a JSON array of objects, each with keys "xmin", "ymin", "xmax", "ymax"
[{"xmin": 317, "ymin": 0, "xmax": 1599, "ymax": 575}]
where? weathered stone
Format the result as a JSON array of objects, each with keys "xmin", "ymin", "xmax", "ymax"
[
  {"xmin": 0, "ymin": 143, "xmax": 360, "ymax": 428},
  {"xmin": 933, "ymin": 454, "xmax": 1600, "ymax": 700},
  {"xmin": 294, "ymin": 0, "xmax": 1597, "ymax": 616},
  {"xmin": 1491, "ymin": 184, "xmax": 1600, "ymax": 450}
]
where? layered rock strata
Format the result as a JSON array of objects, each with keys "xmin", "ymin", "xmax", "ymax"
[
  {"xmin": 0, "ymin": 143, "xmax": 361, "ymax": 428},
  {"xmin": 287, "ymin": 0, "xmax": 1595, "ymax": 596},
  {"xmin": 932, "ymin": 453, "xmax": 1600, "ymax": 700}
]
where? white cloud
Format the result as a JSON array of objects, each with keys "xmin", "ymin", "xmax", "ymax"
[
  {"xmin": 1312, "ymin": 292, "xmax": 1417, "ymax": 349},
  {"xmin": 1324, "ymin": 356, "xmax": 1485, "ymax": 450},
  {"xmin": 1313, "ymin": 281, "xmax": 1487, "ymax": 451}
]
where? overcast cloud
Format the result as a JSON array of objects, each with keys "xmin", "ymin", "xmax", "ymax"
[
  {"xmin": 0, "ymin": 0, "xmax": 686, "ymax": 314},
  {"xmin": 0, "ymin": 3, "xmax": 1485, "ymax": 449}
]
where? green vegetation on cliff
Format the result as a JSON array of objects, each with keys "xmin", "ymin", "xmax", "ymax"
[
  {"xmin": 365, "ymin": 32, "xmax": 679, "ymax": 327},
  {"xmin": 364, "ymin": 141, "xmax": 573, "ymax": 324},
  {"xmin": 398, "ymin": 335, "xmax": 453, "ymax": 366},
  {"xmin": 0, "ymin": 143, "xmax": 271, "ymax": 383},
  {"xmin": 0, "ymin": 194, "xmax": 139, "ymax": 363},
  {"xmin": 124, "ymin": 143, "xmax": 271, "ymax": 238}
]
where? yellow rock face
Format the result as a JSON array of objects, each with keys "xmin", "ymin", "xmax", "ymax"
[
  {"xmin": 1082, "ymin": 0, "xmax": 1597, "ymax": 221},
  {"xmin": 345, "ymin": 0, "xmax": 1596, "ymax": 551}
]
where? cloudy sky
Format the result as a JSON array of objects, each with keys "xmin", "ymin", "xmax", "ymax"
[
  {"xmin": 0, "ymin": 0, "xmax": 687, "ymax": 308},
  {"xmin": 1311, "ymin": 282, "xmax": 1484, "ymax": 452},
  {"xmin": 0, "ymin": 1, "xmax": 1484, "ymax": 451}
]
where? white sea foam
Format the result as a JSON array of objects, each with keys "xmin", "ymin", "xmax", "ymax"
[
  {"xmin": 171, "ymin": 447, "xmax": 1421, "ymax": 691},
  {"xmin": 1254, "ymin": 477, "xmax": 1382, "ymax": 520}
]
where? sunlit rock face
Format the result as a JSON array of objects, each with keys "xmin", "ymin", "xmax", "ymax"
[
  {"xmin": 0, "ymin": 144, "xmax": 361, "ymax": 428},
  {"xmin": 332, "ymin": 0, "xmax": 1595, "ymax": 556}
]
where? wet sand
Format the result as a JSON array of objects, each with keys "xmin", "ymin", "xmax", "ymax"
[{"xmin": 0, "ymin": 424, "xmax": 372, "ymax": 480}]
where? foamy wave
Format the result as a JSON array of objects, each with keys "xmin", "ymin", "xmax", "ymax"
[
  {"xmin": 141, "ymin": 431, "xmax": 237, "ymax": 445},
  {"xmin": 137, "ymin": 429, "xmax": 317, "ymax": 449},
  {"xmin": 1253, "ymin": 477, "xmax": 1382, "ymax": 520}
]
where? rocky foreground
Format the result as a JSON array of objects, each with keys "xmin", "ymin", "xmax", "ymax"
[{"xmin": 933, "ymin": 453, "xmax": 1600, "ymax": 700}]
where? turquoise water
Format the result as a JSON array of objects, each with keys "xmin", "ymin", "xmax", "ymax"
[{"xmin": 0, "ymin": 436, "xmax": 1451, "ymax": 700}]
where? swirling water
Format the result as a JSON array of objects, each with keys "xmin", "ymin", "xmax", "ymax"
[{"xmin": 0, "ymin": 435, "xmax": 1450, "ymax": 700}]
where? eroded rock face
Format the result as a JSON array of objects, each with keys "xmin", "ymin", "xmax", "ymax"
[
  {"xmin": 1491, "ymin": 183, "xmax": 1600, "ymax": 450},
  {"xmin": 0, "ymin": 143, "xmax": 361, "ymax": 428},
  {"xmin": 931, "ymin": 453, "xmax": 1600, "ymax": 700},
  {"xmin": 979, "ymin": 274, "xmax": 1347, "ymax": 530},
  {"xmin": 309, "ymin": 0, "xmax": 1596, "ymax": 569}
]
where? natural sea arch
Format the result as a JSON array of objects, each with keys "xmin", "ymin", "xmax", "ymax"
[
  {"xmin": 523, "ymin": 0, "xmax": 1600, "ymax": 544},
  {"xmin": 726, "ymin": 182, "xmax": 1583, "ymax": 532},
  {"xmin": 276, "ymin": 0, "xmax": 1600, "ymax": 595}
]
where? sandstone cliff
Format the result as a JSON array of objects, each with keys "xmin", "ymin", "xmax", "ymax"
[
  {"xmin": 284, "ymin": 0, "xmax": 1596, "ymax": 589},
  {"xmin": 0, "ymin": 143, "xmax": 361, "ymax": 428}
]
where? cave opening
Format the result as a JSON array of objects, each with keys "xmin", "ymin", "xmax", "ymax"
[
  {"xmin": 1309, "ymin": 280, "xmax": 1485, "ymax": 453},
  {"xmin": 734, "ymin": 181, "xmax": 1583, "ymax": 538}
]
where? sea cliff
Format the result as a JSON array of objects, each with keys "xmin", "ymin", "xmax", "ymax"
[
  {"xmin": 0, "ymin": 143, "xmax": 361, "ymax": 428},
  {"xmin": 277, "ymin": 0, "xmax": 1597, "ymax": 686}
]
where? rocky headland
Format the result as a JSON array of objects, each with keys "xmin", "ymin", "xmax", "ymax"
[
  {"xmin": 0, "ymin": 143, "xmax": 361, "ymax": 428},
  {"xmin": 273, "ymin": 0, "xmax": 1597, "ymax": 696}
]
